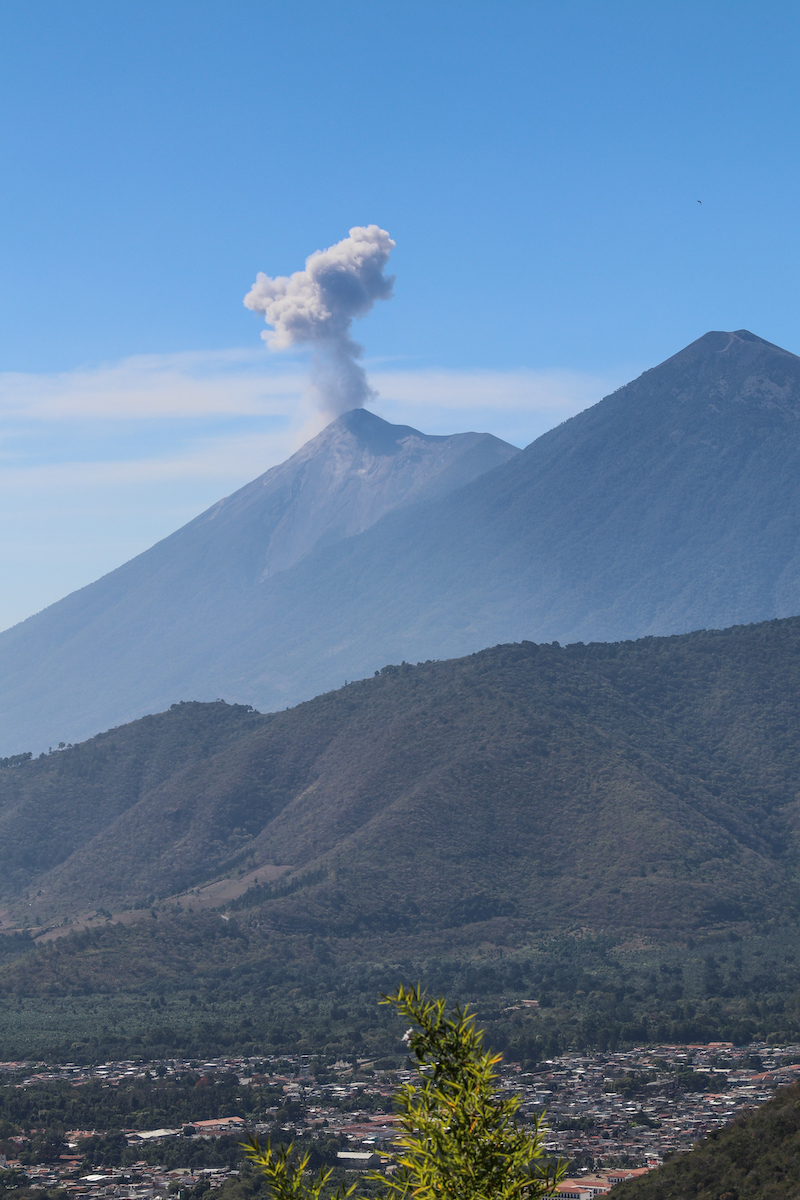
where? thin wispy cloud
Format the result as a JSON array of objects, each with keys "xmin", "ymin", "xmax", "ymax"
[
  {"xmin": 0, "ymin": 348, "xmax": 305, "ymax": 421},
  {"xmin": 0, "ymin": 352, "xmax": 626, "ymax": 435}
]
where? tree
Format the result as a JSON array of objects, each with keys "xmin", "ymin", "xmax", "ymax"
[{"xmin": 244, "ymin": 982, "xmax": 563, "ymax": 1200}]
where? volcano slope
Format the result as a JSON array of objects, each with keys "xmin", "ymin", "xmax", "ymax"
[
  {"xmin": 0, "ymin": 408, "xmax": 518, "ymax": 753},
  {"xmin": 241, "ymin": 329, "xmax": 800, "ymax": 695}
]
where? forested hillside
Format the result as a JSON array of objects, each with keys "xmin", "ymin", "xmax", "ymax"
[
  {"xmin": 3, "ymin": 618, "xmax": 800, "ymax": 1058},
  {"xmin": 4, "ymin": 616, "xmax": 800, "ymax": 936}
]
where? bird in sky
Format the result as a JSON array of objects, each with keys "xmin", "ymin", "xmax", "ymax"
[{"xmin": 697, "ymin": 199, "xmax": 702, "ymax": 204}]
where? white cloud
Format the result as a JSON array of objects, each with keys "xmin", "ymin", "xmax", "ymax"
[{"xmin": 0, "ymin": 349, "xmax": 633, "ymax": 632}]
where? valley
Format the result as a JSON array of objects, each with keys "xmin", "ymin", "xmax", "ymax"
[{"xmin": 2, "ymin": 1031, "xmax": 800, "ymax": 1197}]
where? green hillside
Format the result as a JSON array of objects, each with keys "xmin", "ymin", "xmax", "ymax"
[
  {"xmin": 4, "ymin": 616, "xmax": 800, "ymax": 1058},
  {"xmin": 612, "ymin": 1079, "xmax": 800, "ymax": 1199},
  {"xmin": 5, "ymin": 616, "xmax": 800, "ymax": 934}
]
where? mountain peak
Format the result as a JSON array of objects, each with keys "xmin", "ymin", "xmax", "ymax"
[
  {"xmin": 696, "ymin": 328, "xmax": 778, "ymax": 349},
  {"xmin": 0, "ymin": 411, "xmax": 520, "ymax": 750},
  {"xmin": 197, "ymin": 409, "xmax": 518, "ymax": 581},
  {"xmin": 291, "ymin": 406, "xmax": 449, "ymax": 462},
  {"xmin": 576, "ymin": 328, "xmax": 800, "ymax": 434},
  {"xmin": 300, "ymin": 406, "xmax": 458, "ymax": 460},
  {"xmin": 658, "ymin": 327, "xmax": 798, "ymax": 374}
]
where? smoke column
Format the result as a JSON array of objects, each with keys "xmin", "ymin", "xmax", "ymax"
[{"xmin": 244, "ymin": 225, "xmax": 395, "ymax": 415}]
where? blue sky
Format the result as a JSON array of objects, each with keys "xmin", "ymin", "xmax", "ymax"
[{"xmin": 1, "ymin": 0, "xmax": 799, "ymax": 629}]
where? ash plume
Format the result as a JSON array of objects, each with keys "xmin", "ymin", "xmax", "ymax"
[{"xmin": 244, "ymin": 225, "xmax": 395, "ymax": 415}]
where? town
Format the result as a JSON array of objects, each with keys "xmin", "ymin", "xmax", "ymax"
[{"xmin": 1, "ymin": 1038, "xmax": 798, "ymax": 1200}]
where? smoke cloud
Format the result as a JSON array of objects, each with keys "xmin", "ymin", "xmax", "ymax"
[{"xmin": 244, "ymin": 225, "xmax": 395, "ymax": 415}]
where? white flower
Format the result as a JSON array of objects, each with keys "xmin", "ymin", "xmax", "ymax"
[{"xmin": 401, "ymin": 1028, "xmax": 414, "ymax": 1045}]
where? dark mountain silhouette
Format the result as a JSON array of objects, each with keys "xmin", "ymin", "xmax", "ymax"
[{"xmin": 2, "ymin": 329, "xmax": 800, "ymax": 753}]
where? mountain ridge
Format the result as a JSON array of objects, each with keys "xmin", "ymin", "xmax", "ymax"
[{"xmin": 614, "ymin": 1078, "xmax": 800, "ymax": 1199}]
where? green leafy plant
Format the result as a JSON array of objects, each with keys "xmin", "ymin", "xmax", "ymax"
[
  {"xmin": 377, "ymin": 983, "xmax": 563, "ymax": 1200},
  {"xmin": 244, "ymin": 983, "xmax": 563, "ymax": 1200},
  {"xmin": 243, "ymin": 1137, "xmax": 355, "ymax": 1200}
]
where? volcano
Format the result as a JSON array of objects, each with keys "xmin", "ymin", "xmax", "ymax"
[
  {"xmin": 2, "ymin": 329, "xmax": 800, "ymax": 753},
  {"xmin": 0, "ymin": 410, "xmax": 517, "ymax": 750}
]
